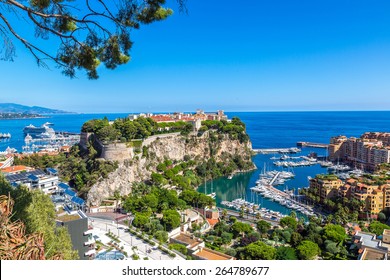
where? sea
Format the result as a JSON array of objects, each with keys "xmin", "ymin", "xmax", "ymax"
[{"xmin": 1, "ymin": 111, "xmax": 390, "ymax": 216}]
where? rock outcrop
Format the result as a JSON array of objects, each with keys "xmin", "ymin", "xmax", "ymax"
[{"xmin": 87, "ymin": 131, "xmax": 253, "ymax": 206}]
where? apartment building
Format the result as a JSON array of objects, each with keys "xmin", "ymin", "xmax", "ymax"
[
  {"xmin": 309, "ymin": 175, "xmax": 343, "ymax": 202},
  {"xmin": 328, "ymin": 133, "xmax": 390, "ymax": 171}
]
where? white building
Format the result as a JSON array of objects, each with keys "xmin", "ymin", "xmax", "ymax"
[{"xmin": 5, "ymin": 169, "xmax": 59, "ymax": 194}]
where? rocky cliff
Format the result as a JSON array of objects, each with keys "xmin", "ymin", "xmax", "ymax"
[{"xmin": 87, "ymin": 131, "xmax": 254, "ymax": 206}]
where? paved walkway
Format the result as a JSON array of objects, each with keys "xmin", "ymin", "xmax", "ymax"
[{"xmin": 90, "ymin": 218, "xmax": 185, "ymax": 260}]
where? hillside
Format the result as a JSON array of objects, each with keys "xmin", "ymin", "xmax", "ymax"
[
  {"xmin": 0, "ymin": 103, "xmax": 71, "ymax": 114},
  {"xmin": 79, "ymin": 116, "xmax": 255, "ymax": 206}
]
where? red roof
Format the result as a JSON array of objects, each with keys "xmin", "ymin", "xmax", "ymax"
[
  {"xmin": 207, "ymin": 218, "xmax": 219, "ymax": 227},
  {"xmin": 1, "ymin": 165, "xmax": 33, "ymax": 174}
]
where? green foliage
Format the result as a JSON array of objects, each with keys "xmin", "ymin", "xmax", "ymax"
[
  {"xmin": 153, "ymin": 231, "xmax": 168, "ymax": 243},
  {"xmin": 322, "ymin": 224, "xmax": 347, "ymax": 243},
  {"xmin": 296, "ymin": 240, "xmax": 320, "ymax": 260},
  {"xmin": 201, "ymin": 117, "xmax": 249, "ymax": 143},
  {"xmin": 133, "ymin": 212, "xmax": 151, "ymax": 229},
  {"xmin": 275, "ymin": 246, "xmax": 298, "ymax": 260},
  {"xmin": 290, "ymin": 232, "xmax": 303, "ymax": 247},
  {"xmin": 220, "ymin": 232, "xmax": 233, "ymax": 245},
  {"xmin": 231, "ymin": 222, "xmax": 253, "ymax": 237},
  {"xmin": 256, "ymin": 220, "xmax": 271, "ymax": 236},
  {"xmin": 239, "ymin": 241, "xmax": 276, "ymax": 260},
  {"xmin": 2, "ymin": 0, "xmax": 179, "ymax": 78},
  {"xmin": 279, "ymin": 216, "xmax": 298, "ymax": 230},
  {"xmin": 179, "ymin": 189, "xmax": 215, "ymax": 208},
  {"xmin": 368, "ymin": 221, "xmax": 390, "ymax": 236},
  {"xmin": 169, "ymin": 243, "xmax": 188, "ymax": 255},
  {"xmin": 96, "ymin": 125, "xmax": 121, "ymax": 142},
  {"xmin": 162, "ymin": 210, "xmax": 181, "ymax": 231},
  {"xmin": 0, "ymin": 182, "xmax": 78, "ymax": 259},
  {"xmin": 378, "ymin": 212, "xmax": 387, "ymax": 222},
  {"xmin": 157, "ymin": 121, "xmax": 193, "ymax": 135}
]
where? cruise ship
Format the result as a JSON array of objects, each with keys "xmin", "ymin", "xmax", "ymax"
[{"xmin": 23, "ymin": 122, "xmax": 55, "ymax": 138}]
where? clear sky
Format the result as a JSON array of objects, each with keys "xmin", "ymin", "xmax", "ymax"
[{"xmin": 1, "ymin": 0, "xmax": 390, "ymax": 113}]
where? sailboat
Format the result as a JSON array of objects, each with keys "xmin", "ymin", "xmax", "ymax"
[{"xmin": 207, "ymin": 180, "xmax": 216, "ymax": 199}]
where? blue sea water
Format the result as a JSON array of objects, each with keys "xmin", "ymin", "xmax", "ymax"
[{"xmin": 1, "ymin": 111, "xmax": 390, "ymax": 215}]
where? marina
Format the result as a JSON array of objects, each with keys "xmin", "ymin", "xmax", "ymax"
[
  {"xmin": 198, "ymin": 145, "xmax": 330, "ymax": 221},
  {"xmin": 22, "ymin": 123, "xmax": 80, "ymax": 153}
]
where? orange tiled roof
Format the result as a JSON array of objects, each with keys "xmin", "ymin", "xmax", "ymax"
[
  {"xmin": 194, "ymin": 248, "xmax": 233, "ymax": 260},
  {"xmin": 207, "ymin": 219, "xmax": 219, "ymax": 227},
  {"xmin": 1, "ymin": 165, "xmax": 32, "ymax": 173}
]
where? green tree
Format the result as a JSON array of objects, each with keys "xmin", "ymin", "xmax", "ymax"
[
  {"xmin": 240, "ymin": 241, "xmax": 276, "ymax": 260},
  {"xmin": 0, "ymin": 0, "xmax": 186, "ymax": 78},
  {"xmin": 323, "ymin": 224, "xmax": 347, "ymax": 243},
  {"xmin": 290, "ymin": 232, "xmax": 303, "ymax": 248},
  {"xmin": 296, "ymin": 240, "xmax": 320, "ymax": 260},
  {"xmin": 7, "ymin": 187, "xmax": 77, "ymax": 259},
  {"xmin": 279, "ymin": 216, "xmax": 298, "ymax": 230},
  {"xmin": 154, "ymin": 231, "xmax": 168, "ymax": 243},
  {"xmin": 162, "ymin": 210, "xmax": 181, "ymax": 231},
  {"xmin": 275, "ymin": 246, "xmax": 298, "ymax": 260},
  {"xmin": 378, "ymin": 212, "xmax": 387, "ymax": 222},
  {"xmin": 256, "ymin": 220, "xmax": 271, "ymax": 237},
  {"xmin": 368, "ymin": 221, "xmax": 390, "ymax": 236},
  {"xmin": 133, "ymin": 212, "xmax": 151, "ymax": 229},
  {"xmin": 231, "ymin": 222, "xmax": 253, "ymax": 238},
  {"xmin": 221, "ymin": 232, "xmax": 233, "ymax": 245}
]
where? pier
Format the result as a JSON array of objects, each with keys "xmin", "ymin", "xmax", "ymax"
[
  {"xmin": 268, "ymin": 171, "xmax": 281, "ymax": 186},
  {"xmin": 253, "ymin": 147, "xmax": 301, "ymax": 154},
  {"xmin": 251, "ymin": 171, "xmax": 315, "ymax": 216},
  {"xmin": 296, "ymin": 141, "xmax": 328, "ymax": 149}
]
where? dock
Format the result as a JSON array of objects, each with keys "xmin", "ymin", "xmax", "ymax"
[
  {"xmin": 253, "ymin": 147, "xmax": 301, "ymax": 154},
  {"xmin": 296, "ymin": 141, "xmax": 328, "ymax": 149}
]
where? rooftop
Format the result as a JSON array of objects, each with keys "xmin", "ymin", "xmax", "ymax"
[
  {"xmin": 5, "ymin": 169, "xmax": 46, "ymax": 183},
  {"xmin": 194, "ymin": 248, "xmax": 233, "ymax": 260},
  {"xmin": 172, "ymin": 233, "xmax": 199, "ymax": 246},
  {"xmin": 207, "ymin": 218, "xmax": 219, "ymax": 227},
  {"xmin": 360, "ymin": 248, "xmax": 387, "ymax": 260},
  {"xmin": 56, "ymin": 214, "xmax": 81, "ymax": 222},
  {"xmin": 1, "ymin": 165, "xmax": 33, "ymax": 174},
  {"xmin": 355, "ymin": 231, "xmax": 381, "ymax": 249}
]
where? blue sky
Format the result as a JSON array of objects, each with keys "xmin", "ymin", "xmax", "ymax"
[{"xmin": 1, "ymin": 0, "xmax": 390, "ymax": 113}]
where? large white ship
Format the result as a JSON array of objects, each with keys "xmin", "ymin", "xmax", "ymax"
[{"xmin": 23, "ymin": 122, "xmax": 55, "ymax": 139}]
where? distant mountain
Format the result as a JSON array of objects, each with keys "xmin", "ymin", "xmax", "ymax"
[{"xmin": 0, "ymin": 103, "xmax": 72, "ymax": 115}]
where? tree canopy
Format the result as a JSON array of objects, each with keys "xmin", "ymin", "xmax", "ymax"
[
  {"xmin": 239, "ymin": 241, "xmax": 276, "ymax": 260},
  {"xmin": 0, "ymin": 0, "xmax": 185, "ymax": 79},
  {"xmin": 296, "ymin": 240, "xmax": 320, "ymax": 260}
]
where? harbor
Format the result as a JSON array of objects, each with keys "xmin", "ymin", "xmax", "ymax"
[{"xmin": 198, "ymin": 146, "xmax": 328, "ymax": 221}]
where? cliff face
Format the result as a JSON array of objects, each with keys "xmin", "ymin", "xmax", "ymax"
[{"xmin": 87, "ymin": 132, "xmax": 253, "ymax": 206}]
